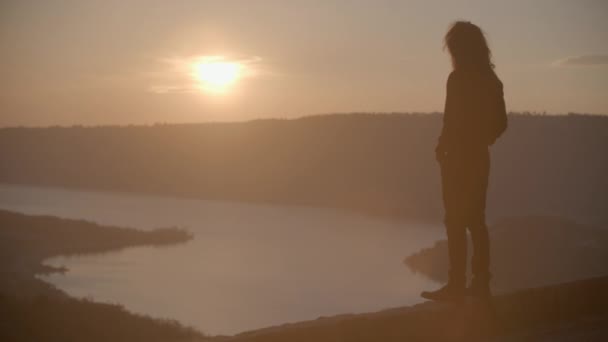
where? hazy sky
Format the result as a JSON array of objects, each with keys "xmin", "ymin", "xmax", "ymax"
[{"xmin": 1, "ymin": 0, "xmax": 607, "ymax": 126}]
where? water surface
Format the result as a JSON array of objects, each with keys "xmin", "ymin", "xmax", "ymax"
[{"xmin": 0, "ymin": 184, "xmax": 442, "ymax": 335}]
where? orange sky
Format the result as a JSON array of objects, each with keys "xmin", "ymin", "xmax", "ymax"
[{"xmin": 1, "ymin": 0, "xmax": 607, "ymax": 126}]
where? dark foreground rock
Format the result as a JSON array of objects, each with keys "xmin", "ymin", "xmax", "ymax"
[{"xmin": 226, "ymin": 276, "xmax": 608, "ymax": 342}]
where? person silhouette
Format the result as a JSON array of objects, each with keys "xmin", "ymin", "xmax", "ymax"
[{"xmin": 421, "ymin": 21, "xmax": 507, "ymax": 302}]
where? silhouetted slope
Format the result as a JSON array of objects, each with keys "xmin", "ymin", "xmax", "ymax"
[
  {"xmin": 223, "ymin": 277, "xmax": 608, "ymax": 342},
  {"xmin": 224, "ymin": 276, "xmax": 608, "ymax": 342},
  {"xmin": 0, "ymin": 210, "xmax": 202, "ymax": 342},
  {"xmin": 405, "ymin": 216, "xmax": 608, "ymax": 292},
  {"xmin": 0, "ymin": 294, "xmax": 205, "ymax": 342},
  {"xmin": 1, "ymin": 113, "xmax": 606, "ymax": 223}
]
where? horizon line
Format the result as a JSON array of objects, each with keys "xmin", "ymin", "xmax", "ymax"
[{"xmin": 1, "ymin": 111, "xmax": 607, "ymax": 129}]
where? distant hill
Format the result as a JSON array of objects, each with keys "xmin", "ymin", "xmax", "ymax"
[{"xmin": 1, "ymin": 113, "xmax": 606, "ymax": 224}]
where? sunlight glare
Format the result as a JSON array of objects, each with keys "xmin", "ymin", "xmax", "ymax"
[{"xmin": 193, "ymin": 58, "xmax": 242, "ymax": 93}]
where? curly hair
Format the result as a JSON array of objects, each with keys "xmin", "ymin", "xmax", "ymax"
[{"xmin": 444, "ymin": 21, "xmax": 494, "ymax": 71}]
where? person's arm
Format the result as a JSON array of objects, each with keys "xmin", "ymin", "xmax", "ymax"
[
  {"xmin": 436, "ymin": 72, "xmax": 458, "ymax": 160},
  {"xmin": 488, "ymin": 80, "xmax": 507, "ymax": 145}
]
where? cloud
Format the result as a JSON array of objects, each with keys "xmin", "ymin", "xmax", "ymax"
[
  {"xmin": 554, "ymin": 54, "xmax": 608, "ymax": 67},
  {"xmin": 147, "ymin": 85, "xmax": 199, "ymax": 94}
]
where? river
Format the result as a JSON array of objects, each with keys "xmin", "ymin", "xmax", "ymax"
[{"xmin": 0, "ymin": 183, "xmax": 442, "ymax": 335}]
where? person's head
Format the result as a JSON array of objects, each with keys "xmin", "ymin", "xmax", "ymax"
[{"xmin": 444, "ymin": 21, "xmax": 494, "ymax": 71}]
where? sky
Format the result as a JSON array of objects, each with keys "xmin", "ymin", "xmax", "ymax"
[{"xmin": 1, "ymin": 0, "xmax": 607, "ymax": 127}]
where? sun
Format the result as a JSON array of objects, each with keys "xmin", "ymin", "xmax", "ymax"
[{"xmin": 192, "ymin": 58, "xmax": 242, "ymax": 93}]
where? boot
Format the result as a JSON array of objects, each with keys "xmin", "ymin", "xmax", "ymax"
[
  {"xmin": 421, "ymin": 276, "xmax": 466, "ymax": 302},
  {"xmin": 467, "ymin": 274, "xmax": 492, "ymax": 298}
]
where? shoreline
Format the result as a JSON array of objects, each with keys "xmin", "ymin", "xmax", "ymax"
[
  {"xmin": 0, "ymin": 209, "xmax": 206, "ymax": 341},
  {"xmin": 0, "ymin": 182, "xmax": 445, "ymax": 227}
]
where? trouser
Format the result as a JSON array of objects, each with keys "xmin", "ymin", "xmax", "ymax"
[{"xmin": 440, "ymin": 147, "xmax": 491, "ymax": 284}]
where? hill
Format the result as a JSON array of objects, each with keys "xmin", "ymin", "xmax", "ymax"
[
  {"xmin": 1, "ymin": 113, "xmax": 607, "ymax": 224},
  {"xmin": 223, "ymin": 276, "xmax": 608, "ymax": 342}
]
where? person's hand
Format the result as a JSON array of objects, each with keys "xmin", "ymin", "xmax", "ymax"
[
  {"xmin": 435, "ymin": 150, "xmax": 442, "ymax": 163},
  {"xmin": 435, "ymin": 149, "xmax": 447, "ymax": 163}
]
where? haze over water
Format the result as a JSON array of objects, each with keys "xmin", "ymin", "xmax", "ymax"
[{"xmin": 0, "ymin": 184, "xmax": 442, "ymax": 335}]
